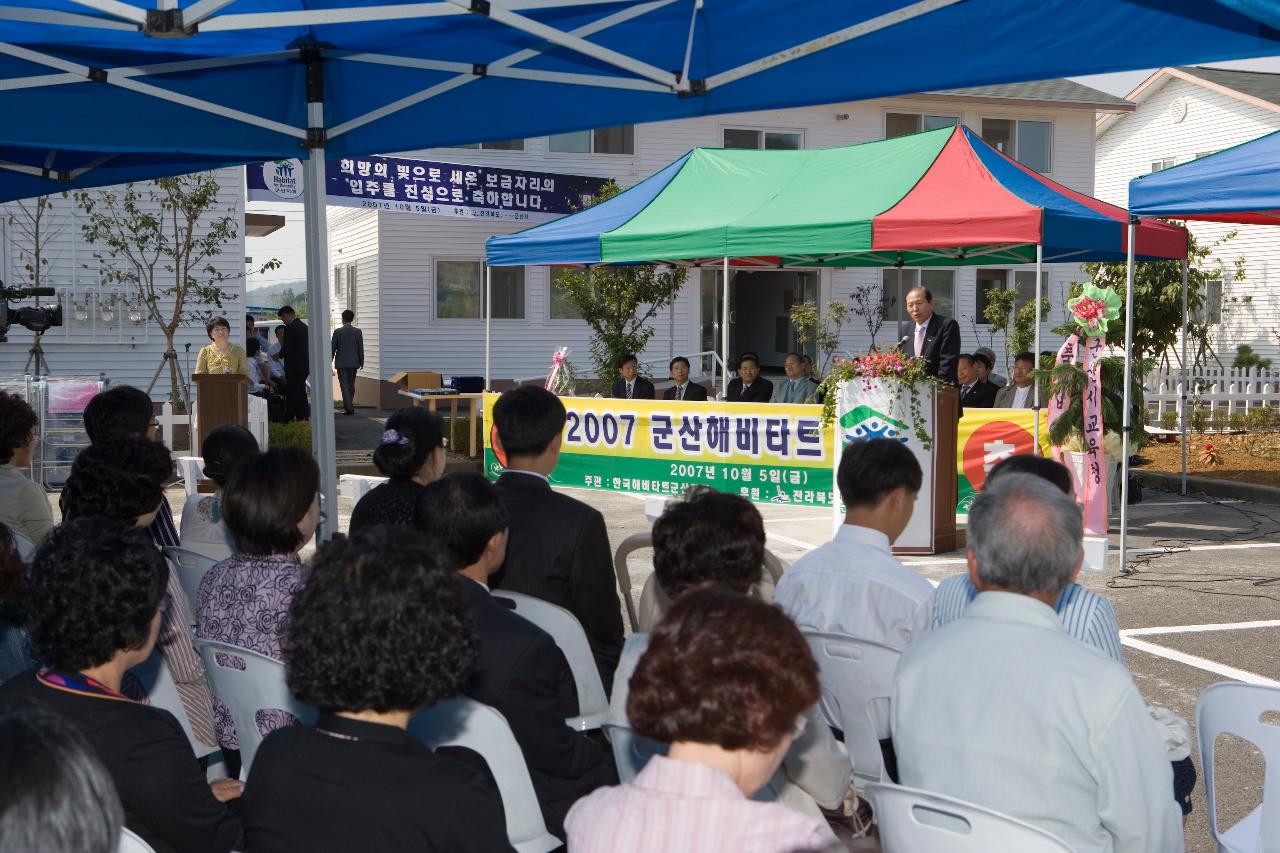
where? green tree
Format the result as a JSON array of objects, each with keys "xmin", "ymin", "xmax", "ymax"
[
  {"xmin": 789, "ymin": 299, "xmax": 849, "ymax": 376},
  {"xmin": 76, "ymin": 173, "xmax": 279, "ymax": 412},
  {"xmin": 1232, "ymin": 344, "xmax": 1272, "ymax": 371},
  {"xmin": 1007, "ymin": 297, "xmax": 1051, "ymax": 362},
  {"xmin": 7, "ymin": 193, "xmax": 68, "ymax": 291},
  {"xmin": 980, "ymin": 286, "xmax": 1019, "ymax": 374},
  {"xmin": 551, "ymin": 180, "xmax": 687, "ymax": 384}
]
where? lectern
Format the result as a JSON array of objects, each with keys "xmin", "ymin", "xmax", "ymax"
[
  {"xmin": 832, "ymin": 379, "xmax": 959, "ymax": 554},
  {"xmin": 193, "ymin": 373, "xmax": 250, "ymax": 452}
]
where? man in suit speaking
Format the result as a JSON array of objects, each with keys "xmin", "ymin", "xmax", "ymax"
[
  {"xmin": 610, "ymin": 353, "xmax": 655, "ymax": 400},
  {"xmin": 896, "ymin": 286, "xmax": 961, "ymax": 385}
]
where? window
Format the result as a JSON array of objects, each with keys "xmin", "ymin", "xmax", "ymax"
[
  {"xmin": 435, "ymin": 260, "xmax": 525, "ymax": 319},
  {"xmin": 333, "ymin": 265, "xmax": 344, "ymax": 298},
  {"xmin": 454, "ymin": 140, "xmax": 525, "ymax": 150},
  {"xmin": 1193, "ymin": 279, "xmax": 1223, "ymax": 325},
  {"xmin": 548, "ymin": 126, "xmax": 634, "ymax": 155},
  {"xmin": 722, "ymin": 128, "xmax": 803, "ymax": 150},
  {"xmin": 549, "ymin": 268, "xmax": 584, "ymax": 320},
  {"xmin": 884, "ymin": 112, "xmax": 959, "ymax": 139},
  {"xmin": 981, "ymin": 118, "xmax": 1053, "ymax": 172},
  {"xmin": 1150, "ymin": 158, "xmax": 1176, "ymax": 173},
  {"xmin": 881, "ymin": 269, "xmax": 955, "ymax": 323},
  {"xmin": 1194, "ymin": 151, "xmax": 1218, "ymax": 160},
  {"xmin": 975, "ymin": 268, "xmax": 1048, "ymax": 321}
]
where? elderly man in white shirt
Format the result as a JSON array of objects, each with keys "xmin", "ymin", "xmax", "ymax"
[
  {"xmin": 892, "ymin": 473, "xmax": 1183, "ymax": 853},
  {"xmin": 994, "ymin": 350, "xmax": 1037, "ymax": 409}
]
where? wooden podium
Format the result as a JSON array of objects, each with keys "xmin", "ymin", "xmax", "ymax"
[
  {"xmin": 832, "ymin": 380, "xmax": 959, "ymax": 554},
  {"xmin": 193, "ymin": 373, "xmax": 250, "ymax": 452}
]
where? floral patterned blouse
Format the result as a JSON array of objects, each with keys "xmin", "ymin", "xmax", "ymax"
[
  {"xmin": 195, "ymin": 343, "xmax": 247, "ymax": 376},
  {"xmin": 195, "ymin": 552, "xmax": 304, "ymax": 750}
]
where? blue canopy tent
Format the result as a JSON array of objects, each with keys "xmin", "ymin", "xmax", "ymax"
[{"xmin": 0, "ymin": 1, "xmax": 1278, "ymax": 537}]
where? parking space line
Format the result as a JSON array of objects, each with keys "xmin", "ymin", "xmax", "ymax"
[
  {"xmin": 765, "ymin": 531, "xmax": 820, "ymax": 552},
  {"xmin": 1131, "ymin": 541, "xmax": 1280, "ymax": 554},
  {"xmin": 763, "ymin": 515, "xmax": 832, "ymax": 523},
  {"xmin": 1139, "ymin": 500, "xmax": 1243, "ymax": 507},
  {"xmin": 1121, "ymin": 619, "xmax": 1280, "ymax": 637},
  {"xmin": 1121, "ymin": 637, "xmax": 1280, "ymax": 687}
]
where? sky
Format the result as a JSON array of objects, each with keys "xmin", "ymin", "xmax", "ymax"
[{"xmin": 244, "ymin": 57, "xmax": 1280, "ymax": 291}]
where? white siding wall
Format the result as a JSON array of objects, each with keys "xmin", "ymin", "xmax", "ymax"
[
  {"xmin": 338, "ymin": 95, "xmax": 1102, "ymax": 380},
  {"xmin": 329, "ymin": 208, "xmax": 381, "ymax": 379},
  {"xmin": 1096, "ymin": 76, "xmax": 1280, "ymax": 363},
  {"xmin": 0, "ymin": 168, "xmax": 246, "ymax": 398}
]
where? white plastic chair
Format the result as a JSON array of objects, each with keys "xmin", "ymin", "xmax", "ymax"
[
  {"xmin": 867, "ymin": 782, "xmax": 1074, "ymax": 853},
  {"xmin": 1196, "ymin": 681, "xmax": 1280, "ymax": 853},
  {"xmin": 339, "ymin": 473, "xmax": 388, "ymax": 503},
  {"xmin": 635, "ymin": 572, "xmax": 776, "ymax": 634},
  {"xmin": 410, "ymin": 697, "xmax": 560, "ymax": 853},
  {"xmin": 604, "ymin": 722, "xmax": 669, "ymax": 783},
  {"xmin": 162, "ymin": 546, "xmax": 221, "ymax": 623},
  {"xmin": 174, "ymin": 456, "xmax": 204, "ymax": 498},
  {"xmin": 9, "ymin": 529, "xmax": 35, "ymax": 562},
  {"xmin": 492, "ymin": 591, "xmax": 608, "ymax": 731},
  {"xmin": 804, "ymin": 631, "xmax": 900, "ymax": 785},
  {"xmin": 195, "ymin": 639, "xmax": 316, "ymax": 777},
  {"xmin": 118, "ymin": 828, "xmax": 157, "ymax": 853},
  {"xmin": 129, "ymin": 649, "xmax": 219, "ymax": 761}
]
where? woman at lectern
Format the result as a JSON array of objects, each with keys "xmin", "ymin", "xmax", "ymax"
[{"xmin": 194, "ymin": 316, "xmax": 247, "ymax": 377}]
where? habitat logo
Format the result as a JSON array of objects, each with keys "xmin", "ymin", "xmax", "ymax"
[
  {"xmin": 838, "ymin": 404, "xmax": 909, "ymax": 445},
  {"xmin": 262, "ymin": 159, "xmax": 303, "ymax": 199}
]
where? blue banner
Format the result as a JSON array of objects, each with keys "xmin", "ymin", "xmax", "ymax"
[{"xmin": 247, "ymin": 155, "xmax": 608, "ymax": 223}]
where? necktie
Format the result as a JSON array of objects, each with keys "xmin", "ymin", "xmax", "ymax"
[
  {"xmin": 676, "ymin": 385, "xmax": 684, "ymax": 401},
  {"xmin": 915, "ymin": 324, "xmax": 926, "ymax": 357},
  {"xmin": 790, "ymin": 380, "xmax": 798, "ymax": 401},
  {"xmin": 627, "ymin": 382, "xmax": 633, "ymax": 399}
]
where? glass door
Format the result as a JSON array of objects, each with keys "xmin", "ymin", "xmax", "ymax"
[{"xmin": 700, "ymin": 269, "xmax": 738, "ymax": 376}]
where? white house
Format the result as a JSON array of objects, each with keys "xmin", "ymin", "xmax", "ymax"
[
  {"xmin": 328, "ymin": 80, "xmax": 1132, "ymax": 400},
  {"xmin": 1096, "ymin": 66, "xmax": 1280, "ymax": 366},
  {"xmin": 0, "ymin": 167, "xmax": 251, "ymax": 397}
]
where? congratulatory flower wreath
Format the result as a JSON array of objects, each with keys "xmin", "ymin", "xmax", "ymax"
[{"xmin": 817, "ymin": 348, "xmax": 948, "ymax": 449}]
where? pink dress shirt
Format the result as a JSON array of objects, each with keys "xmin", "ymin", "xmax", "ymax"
[{"xmin": 565, "ymin": 755, "xmax": 829, "ymax": 853}]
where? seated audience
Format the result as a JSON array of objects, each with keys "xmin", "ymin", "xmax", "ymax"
[
  {"xmin": 417, "ymin": 473, "xmax": 616, "ymax": 840},
  {"xmin": 242, "ymin": 526, "xmax": 513, "ymax": 852},
  {"xmin": 0, "ymin": 703, "xmax": 124, "ymax": 853},
  {"xmin": 611, "ymin": 353, "xmax": 656, "ymax": 400},
  {"xmin": 974, "ymin": 345, "xmax": 1007, "ymax": 387},
  {"xmin": 245, "ymin": 337, "xmax": 274, "ymax": 397},
  {"xmin": 349, "ymin": 407, "xmax": 445, "ymax": 534},
  {"xmin": 892, "ymin": 474, "xmax": 1183, "ymax": 852},
  {"xmin": 267, "ymin": 326, "xmax": 287, "ymax": 382},
  {"xmin": 957, "ymin": 353, "xmax": 997, "ymax": 408},
  {"xmin": 662, "ymin": 355, "xmax": 709, "ymax": 401},
  {"xmin": 0, "ymin": 391, "xmax": 52, "ymax": 545},
  {"xmin": 727, "ymin": 353, "xmax": 773, "ymax": 403},
  {"xmin": 180, "ymin": 425, "xmax": 260, "ymax": 560},
  {"xmin": 568, "ymin": 588, "xmax": 831, "ymax": 852},
  {"xmin": 775, "ymin": 437, "xmax": 931, "ymax": 777},
  {"xmin": 81, "ymin": 385, "xmax": 179, "ymax": 548},
  {"xmin": 196, "ymin": 447, "xmax": 319, "ymax": 753},
  {"xmin": 994, "ymin": 351, "xmax": 1038, "ymax": 409},
  {"xmin": 0, "ymin": 523, "xmax": 35, "ymax": 683},
  {"xmin": 611, "ymin": 488, "xmax": 853, "ymax": 830},
  {"xmin": 61, "ymin": 437, "xmax": 217, "ymax": 753},
  {"xmin": 770, "ymin": 352, "xmax": 820, "ymax": 404},
  {"xmin": 0, "ymin": 518, "xmax": 242, "ymax": 852},
  {"xmin": 490, "ymin": 386, "xmax": 623, "ymax": 689}
]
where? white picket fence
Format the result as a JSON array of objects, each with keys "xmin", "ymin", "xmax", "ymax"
[
  {"xmin": 157, "ymin": 395, "xmax": 270, "ymax": 453},
  {"xmin": 1144, "ymin": 367, "xmax": 1280, "ymax": 426}
]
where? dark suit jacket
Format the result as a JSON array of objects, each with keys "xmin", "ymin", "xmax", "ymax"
[
  {"xmin": 243, "ymin": 713, "xmax": 512, "ymax": 853},
  {"xmin": 609, "ymin": 376, "xmax": 655, "ymax": 400},
  {"xmin": 280, "ymin": 317, "xmax": 310, "ymax": 378},
  {"xmin": 0, "ymin": 670, "xmax": 243, "ymax": 853},
  {"xmin": 462, "ymin": 582, "xmax": 616, "ymax": 840},
  {"xmin": 896, "ymin": 313, "xmax": 961, "ymax": 385},
  {"xmin": 662, "ymin": 382, "xmax": 709, "ymax": 401},
  {"xmin": 491, "ymin": 471, "xmax": 623, "ymax": 688},
  {"xmin": 960, "ymin": 379, "xmax": 998, "ymax": 409},
  {"xmin": 727, "ymin": 376, "xmax": 774, "ymax": 403}
]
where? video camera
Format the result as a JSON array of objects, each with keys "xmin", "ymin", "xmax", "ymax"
[{"xmin": 0, "ymin": 284, "xmax": 63, "ymax": 343}]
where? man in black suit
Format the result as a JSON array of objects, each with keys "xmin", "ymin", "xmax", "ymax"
[
  {"xmin": 896, "ymin": 286, "xmax": 961, "ymax": 385},
  {"xmin": 726, "ymin": 353, "xmax": 773, "ymax": 403},
  {"xmin": 662, "ymin": 355, "xmax": 709, "ymax": 402},
  {"xmin": 417, "ymin": 474, "xmax": 616, "ymax": 840},
  {"xmin": 274, "ymin": 305, "xmax": 310, "ymax": 421},
  {"xmin": 957, "ymin": 354, "xmax": 998, "ymax": 408},
  {"xmin": 490, "ymin": 386, "xmax": 624, "ymax": 689},
  {"xmin": 609, "ymin": 353, "xmax": 655, "ymax": 400}
]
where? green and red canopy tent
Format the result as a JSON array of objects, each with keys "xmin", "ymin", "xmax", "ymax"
[{"xmin": 487, "ymin": 124, "xmax": 1188, "ymax": 410}]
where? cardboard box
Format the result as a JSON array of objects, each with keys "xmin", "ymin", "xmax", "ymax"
[{"xmin": 388, "ymin": 371, "xmax": 443, "ymax": 392}]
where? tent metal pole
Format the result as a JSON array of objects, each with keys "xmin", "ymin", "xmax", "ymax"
[
  {"xmin": 721, "ymin": 256, "xmax": 730, "ymax": 398},
  {"xmin": 301, "ymin": 47, "xmax": 338, "ymax": 543},
  {"xmin": 1033, "ymin": 244, "xmax": 1042, "ymax": 450},
  {"xmin": 1180, "ymin": 257, "xmax": 1189, "ymax": 495},
  {"xmin": 484, "ymin": 265, "xmax": 492, "ymax": 391},
  {"xmin": 1119, "ymin": 218, "xmax": 1137, "ymax": 573},
  {"xmin": 896, "ymin": 262, "xmax": 904, "ymax": 345}
]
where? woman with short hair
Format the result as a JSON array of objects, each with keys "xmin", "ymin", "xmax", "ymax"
[
  {"xmin": 0, "ymin": 390, "xmax": 52, "ymax": 546},
  {"xmin": 349, "ymin": 406, "xmax": 446, "ymax": 534},
  {"xmin": 568, "ymin": 588, "xmax": 830, "ymax": 853},
  {"xmin": 0, "ymin": 518, "xmax": 243, "ymax": 853},
  {"xmin": 179, "ymin": 424, "xmax": 260, "ymax": 559},
  {"xmin": 242, "ymin": 525, "xmax": 513, "ymax": 852},
  {"xmin": 196, "ymin": 446, "xmax": 320, "ymax": 752},
  {"xmin": 194, "ymin": 316, "xmax": 247, "ymax": 377}
]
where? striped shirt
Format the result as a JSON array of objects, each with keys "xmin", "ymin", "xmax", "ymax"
[
  {"xmin": 566, "ymin": 755, "xmax": 829, "ymax": 853},
  {"xmin": 932, "ymin": 575, "xmax": 1125, "ymax": 664}
]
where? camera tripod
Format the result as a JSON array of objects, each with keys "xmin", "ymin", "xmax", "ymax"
[{"xmin": 24, "ymin": 331, "xmax": 50, "ymax": 377}]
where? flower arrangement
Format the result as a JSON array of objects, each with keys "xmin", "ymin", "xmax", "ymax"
[
  {"xmin": 1066, "ymin": 282, "xmax": 1122, "ymax": 337},
  {"xmin": 817, "ymin": 347, "xmax": 948, "ymax": 448},
  {"xmin": 545, "ymin": 346, "xmax": 578, "ymax": 396}
]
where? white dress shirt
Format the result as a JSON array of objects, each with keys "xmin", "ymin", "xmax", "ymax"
[
  {"xmin": 1014, "ymin": 383, "xmax": 1032, "ymax": 408},
  {"xmin": 893, "ymin": 592, "xmax": 1184, "ymax": 853}
]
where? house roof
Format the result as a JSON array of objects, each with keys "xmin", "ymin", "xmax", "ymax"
[
  {"xmin": 926, "ymin": 79, "xmax": 1134, "ymax": 111},
  {"xmin": 1097, "ymin": 65, "xmax": 1280, "ymax": 132}
]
